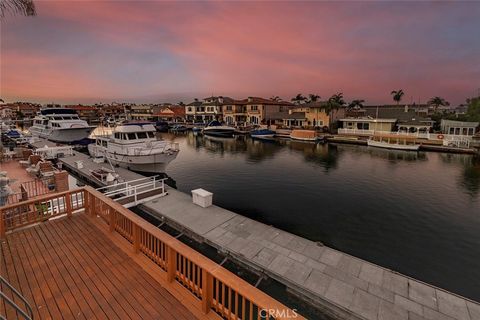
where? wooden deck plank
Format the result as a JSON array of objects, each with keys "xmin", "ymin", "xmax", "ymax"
[
  {"xmin": 4, "ymin": 231, "xmax": 51, "ymax": 320},
  {"xmin": 71, "ymin": 215, "xmax": 193, "ymax": 320},
  {"xmin": 14, "ymin": 230, "xmax": 63, "ymax": 319},
  {"xmin": 46, "ymin": 218, "xmax": 133, "ymax": 320},
  {"xmin": 19, "ymin": 229, "xmax": 74, "ymax": 319},
  {"xmin": 1, "ymin": 235, "xmax": 39, "ymax": 320},
  {"xmin": 1, "ymin": 212, "xmax": 204, "ymax": 320},
  {"xmin": 32, "ymin": 223, "xmax": 90, "ymax": 319},
  {"xmin": 43, "ymin": 219, "xmax": 120, "ymax": 320},
  {"xmin": 84, "ymin": 214, "xmax": 218, "ymax": 320}
]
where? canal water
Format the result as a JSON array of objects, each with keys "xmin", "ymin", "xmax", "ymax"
[{"xmin": 160, "ymin": 132, "xmax": 480, "ymax": 301}]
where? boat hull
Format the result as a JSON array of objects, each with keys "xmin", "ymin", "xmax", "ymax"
[
  {"xmin": 203, "ymin": 129, "xmax": 235, "ymax": 137},
  {"xmin": 88, "ymin": 144, "xmax": 179, "ymax": 173},
  {"xmin": 30, "ymin": 126, "xmax": 95, "ymax": 143},
  {"xmin": 367, "ymin": 140, "xmax": 420, "ymax": 151}
]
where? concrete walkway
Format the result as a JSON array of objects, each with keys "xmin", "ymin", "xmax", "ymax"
[{"xmin": 141, "ymin": 188, "xmax": 480, "ymax": 320}]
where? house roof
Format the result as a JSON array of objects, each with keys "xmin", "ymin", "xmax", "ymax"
[
  {"xmin": 441, "ymin": 119, "xmax": 479, "ymax": 127},
  {"xmin": 65, "ymin": 105, "xmax": 98, "ymax": 111},
  {"xmin": 186, "ymin": 101, "xmax": 203, "ymax": 107}
]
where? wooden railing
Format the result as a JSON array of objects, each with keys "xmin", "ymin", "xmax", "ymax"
[{"xmin": 0, "ymin": 187, "xmax": 302, "ymax": 320}]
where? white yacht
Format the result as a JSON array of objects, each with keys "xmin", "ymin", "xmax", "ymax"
[
  {"xmin": 29, "ymin": 108, "xmax": 95, "ymax": 143},
  {"xmin": 203, "ymin": 120, "xmax": 235, "ymax": 137},
  {"xmin": 88, "ymin": 122, "xmax": 179, "ymax": 173}
]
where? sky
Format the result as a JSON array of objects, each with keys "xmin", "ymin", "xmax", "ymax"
[{"xmin": 1, "ymin": 1, "xmax": 480, "ymax": 105}]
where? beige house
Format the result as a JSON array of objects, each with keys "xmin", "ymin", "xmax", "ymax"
[{"xmin": 339, "ymin": 118, "xmax": 397, "ymax": 134}]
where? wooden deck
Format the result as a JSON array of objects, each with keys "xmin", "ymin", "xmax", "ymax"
[
  {"xmin": 0, "ymin": 187, "xmax": 299, "ymax": 320},
  {"xmin": 0, "ymin": 213, "xmax": 198, "ymax": 320}
]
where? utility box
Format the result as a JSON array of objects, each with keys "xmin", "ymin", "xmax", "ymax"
[{"xmin": 191, "ymin": 188, "xmax": 213, "ymax": 208}]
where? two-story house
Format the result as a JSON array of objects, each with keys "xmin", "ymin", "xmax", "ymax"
[{"xmin": 244, "ymin": 97, "xmax": 294, "ymax": 125}]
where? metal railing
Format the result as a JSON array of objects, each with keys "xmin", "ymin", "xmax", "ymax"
[{"xmin": 1, "ymin": 276, "xmax": 34, "ymax": 320}]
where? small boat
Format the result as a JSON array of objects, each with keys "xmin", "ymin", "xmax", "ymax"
[
  {"xmin": 155, "ymin": 121, "xmax": 169, "ymax": 132},
  {"xmin": 90, "ymin": 168, "xmax": 120, "ymax": 185},
  {"xmin": 250, "ymin": 129, "xmax": 275, "ymax": 140},
  {"xmin": 170, "ymin": 124, "xmax": 188, "ymax": 132},
  {"xmin": 203, "ymin": 121, "xmax": 235, "ymax": 137},
  {"xmin": 367, "ymin": 135, "xmax": 420, "ymax": 151},
  {"xmin": 290, "ymin": 129, "xmax": 317, "ymax": 141}
]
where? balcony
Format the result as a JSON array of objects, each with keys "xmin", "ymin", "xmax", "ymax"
[{"xmin": 0, "ymin": 187, "xmax": 300, "ymax": 320}]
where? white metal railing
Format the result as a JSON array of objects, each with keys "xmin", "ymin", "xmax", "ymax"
[
  {"xmin": 338, "ymin": 128, "xmax": 474, "ymax": 143},
  {"xmin": 96, "ymin": 175, "xmax": 167, "ymax": 207}
]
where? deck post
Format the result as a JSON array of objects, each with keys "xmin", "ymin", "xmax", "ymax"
[
  {"xmin": 109, "ymin": 207, "xmax": 115, "ymax": 232},
  {"xmin": 167, "ymin": 246, "xmax": 176, "ymax": 282},
  {"xmin": 83, "ymin": 191, "xmax": 89, "ymax": 215},
  {"xmin": 201, "ymin": 269, "xmax": 212, "ymax": 314},
  {"xmin": 0, "ymin": 210, "xmax": 5, "ymax": 239},
  {"xmin": 133, "ymin": 223, "xmax": 140, "ymax": 253},
  {"xmin": 66, "ymin": 192, "xmax": 72, "ymax": 218}
]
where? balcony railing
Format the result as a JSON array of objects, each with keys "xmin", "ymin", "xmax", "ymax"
[{"xmin": 0, "ymin": 187, "xmax": 302, "ymax": 320}]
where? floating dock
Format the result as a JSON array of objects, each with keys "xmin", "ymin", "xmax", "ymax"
[
  {"xmin": 58, "ymin": 152, "xmax": 144, "ymax": 187},
  {"xmin": 140, "ymin": 188, "xmax": 480, "ymax": 320}
]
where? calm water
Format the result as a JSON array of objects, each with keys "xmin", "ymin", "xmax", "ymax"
[{"xmin": 161, "ymin": 132, "xmax": 480, "ymax": 301}]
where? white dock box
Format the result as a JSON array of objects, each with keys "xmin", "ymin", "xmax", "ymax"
[{"xmin": 191, "ymin": 188, "xmax": 213, "ymax": 208}]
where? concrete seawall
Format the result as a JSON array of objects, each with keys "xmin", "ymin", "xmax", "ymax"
[{"xmin": 140, "ymin": 188, "xmax": 480, "ymax": 320}]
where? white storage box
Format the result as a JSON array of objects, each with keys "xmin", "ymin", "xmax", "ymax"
[{"xmin": 191, "ymin": 188, "xmax": 213, "ymax": 208}]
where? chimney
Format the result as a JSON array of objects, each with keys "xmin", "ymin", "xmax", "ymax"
[{"xmin": 404, "ymin": 105, "xmax": 409, "ymax": 113}]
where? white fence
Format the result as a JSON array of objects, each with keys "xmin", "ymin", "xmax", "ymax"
[{"xmin": 338, "ymin": 128, "xmax": 473, "ymax": 145}]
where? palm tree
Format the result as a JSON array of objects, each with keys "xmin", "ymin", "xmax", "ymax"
[
  {"xmin": 348, "ymin": 99, "xmax": 365, "ymax": 110},
  {"xmin": 0, "ymin": 98, "xmax": 4, "ymax": 103},
  {"xmin": 291, "ymin": 93, "xmax": 306, "ymax": 105},
  {"xmin": 270, "ymin": 96, "xmax": 281, "ymax": 102},
  {"xmin": 428, "ymin": 96, "xmax": 449, "ymax": 112},
  {"xmin": 391, "ymin": 89, "xmax": 405, "ymax": 105},
  {"xmin": 178, "ymin": 101, "xmax": 185, "ymax": 106},
  {"xmin": 308, "ymin": 94, "xmax": 320, "ymax": 103},
  {"xmin": 0, "ymin": 0, "xmax": 36, "ymax": 17},
  {"xmin": 319, "ymin": 93, "xmax": 346, "ymax": 131}
]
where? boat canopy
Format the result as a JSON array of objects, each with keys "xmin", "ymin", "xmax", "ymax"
[
  {"xmin": 207, "ymin": 120, "xmax": 222, "ymax": 127},
  {"xmin": 40, "ymin": 108, "xmax": 78, "ymax": 115},
  {"xmin": 114, "ymin": 124, "xmax": 156, "ymax": 133}
]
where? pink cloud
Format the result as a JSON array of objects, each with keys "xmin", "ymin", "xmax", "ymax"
[{"xmin": 1, "ymin": 1, "xmax": 479, "ymax": 104}]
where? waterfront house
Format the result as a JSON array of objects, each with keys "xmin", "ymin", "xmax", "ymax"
[
  {"xmin": 340, "ymin": 105, "xmax": 432, "ymax": 135},
  {"xmin": 98, "ymin": 104, "xmax": 126, "ymax": 121},
  {"xmin": 283, "ymin": 111, "xmax": 308, "ymax": 127},
  {"xmin": 153, "ymin": 106, "xmax": 186, "ymax": 123},
  {"xmin": 186, "ymin": 96, "xmax": 234, "ymax": 123},
  {"xmin": 212, "ymin": 96, "xmax": 294, "ymax": 126},
  {"xmin": 441, "ymin": 119, "xmax": 479, "ymax": 136},
  {"xmin": 339, "ymin": 117, "xmax": 397, "ymax": 135},
  {"xmin": 65, "ymin": 105, "xmax": 100, "ymax": 124},
  {"xmin": 0, "ymin": 106, "xmax": 14, "ymax": 119},
  {"xmin": 129, "ymin": 104, "xmax": 154, "ymax": 120},
  {"xmin": 185, "ymin": 99, "xmax": 203, "ymax": 122},
  {"xmin": 222, "ymin": 99, "xmax": 247, "ymax": 125}
]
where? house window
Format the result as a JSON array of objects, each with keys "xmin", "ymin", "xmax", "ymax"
[
  {"xmin": 226, "ymin": 106, "xmax": 232, "ymax": 111},
  {"xmin": 251, "ymin": 105, "xmax": 258, "ymax": 111},
  {"xmin": 279, "ymin": 106, "xmax": 284, "ymax": 112},
  {"xmin": 468, "ymin": 128, "xmax": 474, "ymax": 135},
  {"xmin": 357, "ymin": 122, "xmax": 369, "ymax": 130},
  {"xmin": 188, "ymin": 107, "xmax": 192, "ymax": 112}
]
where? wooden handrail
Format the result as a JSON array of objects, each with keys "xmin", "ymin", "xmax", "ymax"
[{"xmin": 1, "ymin": 187, "xmax": 303, "ymax": 320}]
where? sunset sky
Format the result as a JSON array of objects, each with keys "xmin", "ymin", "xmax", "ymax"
[{"xmin": 1, "ymin": 1, "xmax": 479, "ymax": 105}]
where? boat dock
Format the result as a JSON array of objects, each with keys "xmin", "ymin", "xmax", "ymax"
[
  {"xmin": 140, "ymin": 188, "xmax": 480, "ymax": 320},
  {"xmin": 58, "ymin": 152, "xmax": 144, "ymax": 188}
]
